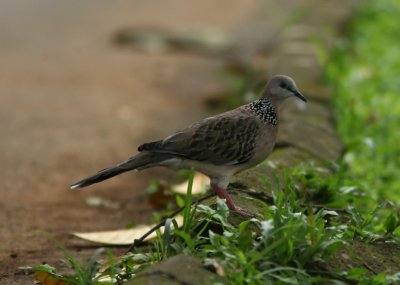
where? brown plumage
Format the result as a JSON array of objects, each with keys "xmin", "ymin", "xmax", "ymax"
[{"xmin": 70, "ymin": 75, "xmax": 306, "ymax": 216}]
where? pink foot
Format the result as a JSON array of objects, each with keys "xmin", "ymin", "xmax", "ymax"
[
  {"xmin": 228, "ymin": 205, "xmax": 255, "ymax": 218},
  {"xmin": 211, "ymin": 183, "xmax": 254, "ymax": 217}
]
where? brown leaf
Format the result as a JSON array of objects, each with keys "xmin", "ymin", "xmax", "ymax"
[
  {"xmin": 171, "ymin": 172, "xmax": 209, "ymax": 195},
  {"xmin": 73, "ymin": 216, "xmax": 183, "ymax": 245}
]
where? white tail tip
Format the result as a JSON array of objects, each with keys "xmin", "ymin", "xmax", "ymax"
[{"xmin": 70, "ymin": 184, "xmax": 81, "ymax": 190}]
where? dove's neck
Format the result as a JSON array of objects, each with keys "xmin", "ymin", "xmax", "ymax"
[{"xmin": 246, "ymin": 97, "xmax": 278, "ymax": 127}]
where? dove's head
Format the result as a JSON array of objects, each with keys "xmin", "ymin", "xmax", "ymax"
[{"xmin": 263, "ymin": 75, "xmax": 306, "ymax": 103}]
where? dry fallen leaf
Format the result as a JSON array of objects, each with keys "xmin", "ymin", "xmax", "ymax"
[
  {"xmin": 213, "ymin": 261, "xmax": 225, "ymax": 276},
  {"xmin": 73, "ymin": 216, "xmax": 183, "ymax": 245},
  {"xmin": 74, "ymin": 172, "xmax": 206, "ymax": 245},
  {"xmin": 171, "ymin": 172, "xmax": 209, "ymax": 195},
  {"xmin": 85, "ymin": 196, "xmax": 120, "ymax": 209},
  {"xmin": 35, "ymin": 271, "xmax": 70, "ymax": 285},
  {"xmin": 147, "ymin": 180, "xmax": 175, "ymax": 209}
]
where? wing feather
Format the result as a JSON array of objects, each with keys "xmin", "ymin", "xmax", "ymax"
[{"xmin": 138, "ymin": 110, "xmax": 261, "ymax": 165}]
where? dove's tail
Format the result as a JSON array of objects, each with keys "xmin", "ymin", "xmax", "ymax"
[{"xmin": 70, "ymin": 152, "xmax": 171, "ymax": 189}]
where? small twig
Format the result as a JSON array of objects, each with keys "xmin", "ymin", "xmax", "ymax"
[
  {"xmin": 229, "ymin": 187, "xmax": 274, "ymax": 204},
  {"xmin": 304, "ymin": 203, "xmax": 348, "ymax": 213},
  {"xmin": 307, "ymin": 269, "xmax": 358, "ymax": 285},
  {"xmin": 127, "ymin": 193, "xmax": 215, "ymax": 252},
  {"xmin": 363, "ymin": 262, "xmax": 378, "ymax": 275}
]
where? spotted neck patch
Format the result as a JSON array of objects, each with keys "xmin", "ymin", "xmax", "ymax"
[{"xmin": 246, "ymin": 98, "xmax": 277, "ymax": 127}]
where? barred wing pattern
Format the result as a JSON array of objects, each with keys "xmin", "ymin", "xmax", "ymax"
[{"xmin": 138, "ymin": 113, "xmax": 260, "ymax": 166}]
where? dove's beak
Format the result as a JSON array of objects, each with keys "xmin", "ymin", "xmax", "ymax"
[{"xmin": 293, "ymin": 90, "xmax": 307, "ymax": 102}]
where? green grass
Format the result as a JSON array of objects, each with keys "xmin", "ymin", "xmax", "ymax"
[
  {"xmin": 34, "ymin": 167, "xmax": 399, "ymax": 284},
  {"xmin": 325, "ymin": 0, "xmax": 400, "ymax": 204},
  {"xmin": 34, "ymin": 247, "xmax": 116, "ymax": 285}
]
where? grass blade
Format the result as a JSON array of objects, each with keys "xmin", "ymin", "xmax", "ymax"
[{"xmin": 182, "ymin": 169, "xmax": 195, "ymax": 233}]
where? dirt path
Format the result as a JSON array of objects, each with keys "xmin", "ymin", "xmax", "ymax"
[{"xmin": 0, "ymin": 1, "xmax": 258, "ymax": 283}]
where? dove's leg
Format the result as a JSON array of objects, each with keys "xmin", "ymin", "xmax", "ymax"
[{"xmin": 211, "ymin": 183, "xmax": 254, "ymax": 217}]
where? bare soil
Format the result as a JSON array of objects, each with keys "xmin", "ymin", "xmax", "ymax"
[{"xmin": 0, "ymin": 1, "xmax": 257, "ymax": 283}]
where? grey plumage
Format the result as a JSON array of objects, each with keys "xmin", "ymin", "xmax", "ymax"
[
  {"xmin": 70, "ymin": 75, "xmax": 306, "ymax": 216},
  {"xmin": 138, "ymin": 113, "xmax": 260, "ymax": 165}
]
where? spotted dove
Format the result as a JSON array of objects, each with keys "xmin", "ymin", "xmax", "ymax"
[{"xmin": 70, "ymin": 75, "xmax": 306, "ymax": 216}]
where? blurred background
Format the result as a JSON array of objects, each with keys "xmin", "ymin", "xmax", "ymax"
[{"xmin": 0, "ymin": 0, "xmax": 294, "ymax": 281}]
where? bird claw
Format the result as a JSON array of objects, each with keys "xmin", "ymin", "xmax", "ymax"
[
  {"xmin": 229, "ymin": 205, "xmax": 255, "ymax": 218},
  {"xmin": 211, "ymin": 183, "xmax": 255, "ymax": 218}
]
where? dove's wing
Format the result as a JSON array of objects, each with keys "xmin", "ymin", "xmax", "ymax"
[{"xmin": 138, "ymin": 109, "xmax": 261, "ymax": 165}]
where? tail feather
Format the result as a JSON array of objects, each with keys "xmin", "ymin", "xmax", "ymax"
[{"xmin": 70, "ymin": 152, "xmax": 171, "ymax": 189}]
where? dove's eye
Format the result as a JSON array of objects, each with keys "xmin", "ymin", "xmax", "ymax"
[{"xmin": 280, "ymin": 82, "xmax": 287, "ymax": 89}]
